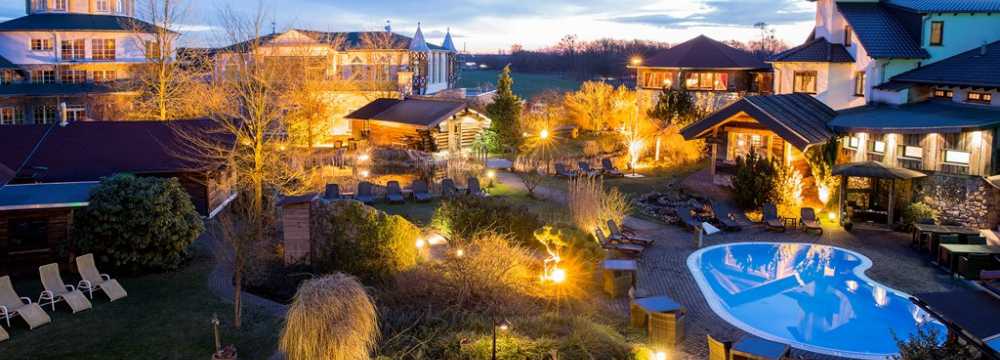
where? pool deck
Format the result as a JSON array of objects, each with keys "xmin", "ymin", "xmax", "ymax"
[{"xmin": 618, "ymin": 218, "xmax": 975, "ymax": 359}]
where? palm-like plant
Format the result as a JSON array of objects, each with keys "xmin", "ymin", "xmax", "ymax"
[{"xmin": 280, "ymin": 273, "xmax": 378, "ymax": 360}]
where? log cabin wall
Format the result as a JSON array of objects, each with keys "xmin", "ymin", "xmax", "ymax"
[
  {"xmin": 840, "ymin": 129, "xmax": 996, "ymax": 176},
  {"xmin": 0, "ymin": 207, "xmax": 74, "ymax": 275}
]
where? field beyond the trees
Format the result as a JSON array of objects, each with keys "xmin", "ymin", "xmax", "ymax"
[{"xmin": 459, "ymin": 70, "xmax": 582, "ymax": 99}]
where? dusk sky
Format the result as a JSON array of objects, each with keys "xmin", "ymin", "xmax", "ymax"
[{"xmin": 0, "ymin": 0, "xmax": 817, "ymax": 52}]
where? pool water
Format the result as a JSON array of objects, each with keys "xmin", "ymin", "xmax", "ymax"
[{"xmin": 687, "ymin": 243, "xmax": 945, "ymax": 359}]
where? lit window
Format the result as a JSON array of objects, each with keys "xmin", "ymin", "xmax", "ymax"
[
  {"xmin": 901, "ymin": 145, "xmax": 923, "ymax": 159},
  {"xmin": 145, "ymin": 41, "xmax": 162, "ymax": 59},
  {"xmin": 60, "ymin": 39, "xmax": 85, "ymax": 61},
  {"xmin": 34, "ymin": 105, "xmax": 57, "ymax": 124},
  {"xmin": 0, "ymin": 71, "xmax": 15, "ymax": 85},
  {"xmin": 733, "ymin": 132, "xmax": 765, "ymax": 159},
  {"xmin": 65, "ymin": 106, "xmax": 86, "ymax": 122},
  {"xmin": 96, "ymin": 0, "xmax": 111, "ymax": 12},
  {"xmin": 92, "ymin": 39, "xmax": 116, "ymax": 61},
  {"xmin": 944, "ymin": 150, "xmax": 970, "ymax": 165},
  {"xmin": 967, "ymin": 91, "xmax": 992, "ymax": 104},
  {"xmin": 844, "ymin": 136, "xmax": 861, "ymax": 150},
  {"xmin": 854, "ymin": 71, "xmax": 866, "ymax": 96},
  {"xmin": 93, "ymin": 70, "xmax": 116, "ymax": 82},
  {"xmin": 793, "ymin": 71, "xmax": 817, "ymax": 94},
  {"xmin": 933, "ymin": 89, "xmax": 953, "ymax": 99},
  {"xmin": 60, "ymin": 70, "xmax": 87, "ymax": 84},
  {"xmin": 871, "ymin": 140, "xmax": 886, "ymax": 154},
  {"xmin": 30, "ymin": 38, "xmax": 52, "ymax": 51},
  {"xmin": 0, "ymin": 107, "xmax": 24, "ymax": 125},
  {"xmin": 930, "ymin": 21, "xmax": 944, "ymax": 46},
  {"xmin": 685, "ymin": 72, "xmax": 728, "ymax": 91},
  {"xmin": 53, "ymin": 0, "xmax": 68, "ymax": 11},
  {"xmin": 31, "ymin": 70, "xmax": 55, "ymax": 84}
]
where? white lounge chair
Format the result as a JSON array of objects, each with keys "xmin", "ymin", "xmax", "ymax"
[
  {"xmin": 39, "ymin": 263, "xmax": 92, "ymax": 313},
  {"xmin": 0, "ymin": 324, "xmax": 7, "ymax": 342},
  {"xmin": 76, "ymin": 254, "xmax": 128, "ymax": 301},
  {"xmin": 0, "ymin": 275, "xmax": 51, "ymax": 330}
]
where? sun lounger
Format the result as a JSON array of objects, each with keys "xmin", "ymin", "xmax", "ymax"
[
  {"xmin": 441, "ymin": 178, "xmax": 459, "ymax": 198},
  {"xmin": 555, "ymin": 163, "xmax": 578, "ymax": 178},
  {"xmin": 676, "ymin": 206, "xmax": 702, "ymax": 231},
  {"xmin": 578, "ymin": 162, "xmax": 600, "ymax": 177},
  {"xmin": 595, "ymin": 229, "xmax": 644, "ymax": 256},
  {"xmin": 711, "ymin": 201, "xmax": 742, "ymax": 231},
  {"xmin": 602, "ymin": 158, "xmax": 623, "ymax": 177},
  {"xmin": 38, "ymin": 263, "xmax": 92, "ymax": 313},
  {"xmin": 467, "ymin": 177, "xmax": 486, "ymax": 197},
  {"xmin": 607, "ymin": 219, "xmax": 653, "ymax": 246},
  {"xmin": 958, "ymin": 254, "xmax": 1000, "ymax": 280},
  {"xmin": 0, "ymin": 275, "xmax": 51, "ymax": 330},
  {"xmin": 411, "ymin": 180, "xmax": 432, "ymax": 202},
  {"xmin": 800, "ymin": 208, "xmax": 823, "ymax": 234},
  {"xmin": 355, "ymin": 181, "xmax": 376, "ymax": 204},
  {"xmin": 323, "ymin": 184, "xmax": 341, "ymax": 201},
  {"xmin": 76, "ymin": 254, "xmax": 127, "ymax": 302},
  {"xmin": 0, "ymin": 325, "xmax": 7, "ymax": 342},
  {"xmin": 386, "ymin": 181, "xmax": 405, "ymax": 204},
  {"xmin": 763, "ymin": 203, "xmax": 785, "ymax": 232}
]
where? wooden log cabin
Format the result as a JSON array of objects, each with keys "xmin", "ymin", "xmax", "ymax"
[{"xmin": 345, "ymin": 97, "xmax": 491, "ymax": 155}]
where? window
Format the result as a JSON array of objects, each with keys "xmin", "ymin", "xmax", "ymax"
[
  {"xmin": 844, "ymin": 25, "xmax": 853, "ymax": 47},
  {"xmin": 145, "ymin": 41, "xmax": 162, "ymax": 59},
  {"xmin": 944, "ymin": 150, "xmax": 971, "ymax": 165},
  {"xmin": 901, "ymin": 145, "xmax": 923, "ymax": 159},
  {"xmin": 930, "ymin": 21, "xmax": 944, "ymax": 46},
  {"xmin": 93, "ymin": 70, "xmax": 116, "ymax": 82},
  {"xmin": 30, "ymin": 38, "xmax": 52, "ymax": 51},
  {"xmin": 31, "ymin": 70, "xmax": 55, "ymax": 84},
  {"xmin": 684, "ymin": 72, "xmax": 728, "ymax": 91},
  {"xmin": 967, "ymin": 91, "xmax": 993, "ymax": 104},
  {"xmin": 0, "ymin": 107, "xmax": 23, "ymax": 125},
  {"xmin": 61, "ymin": 39, "xmax": 85, "ymax": 61},
  {"xmin": 61, "ymin": 70, "xmax": 86, "ymax": 84},
  {"xmin": 854, "ymin": 71, "xmax": 866, "ymax": 97},
  {"xmin": 92, "ymin": 39, "xmax": 116, "ymax": 61},
  {"xmin": 933, "ymin": 89, "xmax": 954, "ymax": 99},
  {"xmin": 65, "ymin": 106, "xmax": 86, "ymax": 122},
  {"xmin": 31, "ymin": 0, "xmax": 44, "ymax": 11},
  {"xmin": 844, "ymin": 135, "xmax": 861, "ymax": 150},
  {"xmin": 793, "ymin": 71, "xmax": 817, "ymax": 94},
  {"xmin": 640, "ymin": 70, "xmax": 674, "ymax": 89},
  {"xmin": 8, "ymin": 219, "xmax": 49, "ymax": 254},
  {"xmin": 34, "ymin": 105, "xmax": 57, "ymax": 124},
  {"xmin": 96, "ymin": 0, "xmax": 111, "ymax": 12},
  {"xmin": 871, "ymin": 139, "xmax": 886, "ymax": 154},
  {"xmin": 0, "ymin": 71, "xmax": 16, "ymax": 85},
  {"xmin": 733, "ymin": 132, "xmax": 765, "ymax": 159},
  {"xmin": 53, "ymin": 0, "xmax": 68, "ymax": 11}
]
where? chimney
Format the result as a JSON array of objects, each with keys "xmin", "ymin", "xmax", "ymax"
[{"xmin": 59, "ymin": 102, "xmax": 68, "ymax": 127}]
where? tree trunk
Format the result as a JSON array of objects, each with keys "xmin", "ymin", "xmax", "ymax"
[{"xmin": 233, "ymin": 255, "xmax": 242, "ymax": 329}]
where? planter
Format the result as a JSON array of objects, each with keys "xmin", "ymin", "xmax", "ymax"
[{"xmin": 212, "ymin": 345, "xmax": 237, "ymax": 360}]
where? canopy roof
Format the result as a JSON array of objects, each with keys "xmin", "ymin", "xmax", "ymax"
[
  {"xmin": 681, "ymin": 93, "xmax": 837, "ymax": 150},
  {"xmin": 833, "ymin": 161, "xmax": 927, "ymax": 180},
  {"xmin": 830, "ymin": 101, "xmax": 1000, "ymax": 133},
  {"xmin": 913, "ymin": 290, "xmax": 1000, "ymax": 359},
  {"xmin": 0, "ymin": 182, "xmax": 98, "ymax": 211},
  {"xmin": 345, "ymin": 98, "xmax": 468, "ymax": 128}
]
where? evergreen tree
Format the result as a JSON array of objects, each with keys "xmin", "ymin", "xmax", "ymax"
[
  {"xmin": 648, "ymin": 87, "xmax": 697, "ymax": 127},
  {"xmin": 485, "ymin": 65, "xmax": 523, "ymax": 154}
]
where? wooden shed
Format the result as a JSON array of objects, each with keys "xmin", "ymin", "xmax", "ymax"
[{"xmin": 346, "ymin": 97, "xmax": 491, "ymax": 154}]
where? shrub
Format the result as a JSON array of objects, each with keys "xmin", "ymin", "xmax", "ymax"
[
  {"xmin": 902, "ymin": 202, "xmax": 939, "ymax": 227},
  {"xmin": 774, "ymin": 164, "xmax": 804, "ymax": 218},
  {"xmin": 431, "ymin": 196, "xmax": 543, "ymax": 247},
  {"xmin": 281, "ymin": 273, "xmax": 378, "ymax": 360},
  {"xmin": 567, "ymin": 177, "xmax": 631, "ymax": 234},
  {"xmin": 72, "ymin": 174, "xmax": 204, "ymax": 273},
  {"xmin": 894, "ymin": 326, "xmax": 979, "ymax": 360},
  {"xmin": 516, "ymin": 314, "xmax": 632, "ymax": 359},
  {"xmin": 312, "ymin": 201, "xmax": 420, "ymax": 283},
  {"xmin": 731, "ymin": 152, "xmax": 778, "ymax": 210}
]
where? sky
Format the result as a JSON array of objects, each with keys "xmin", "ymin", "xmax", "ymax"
[{"xmin": 0, "ymin": 0, "xmax": 818, "ymax": 53}]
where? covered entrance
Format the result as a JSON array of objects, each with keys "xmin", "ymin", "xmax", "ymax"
[{"xmin": 833, "ymin": 161, "xmax": 926, "ymax": 226}]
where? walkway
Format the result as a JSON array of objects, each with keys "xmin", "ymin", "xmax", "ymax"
[{"xmin": 496, "ymin": 171, "xmax": 973, "ymax": 359}]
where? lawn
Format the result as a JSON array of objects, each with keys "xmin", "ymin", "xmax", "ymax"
[
  {"xmin": 374, "ymin": 180, "xmax": 569, "ymax": 227},
  {"xmin": 373, "ymin": 199, "xmax": 441, "ymax": 227},
  {"xmin": 0, "ymin": 253, "xmax": 280, "ymax": 360},
  {"xmin": 459, "ymin": 70, "xmax": 582, "ymax": 99},
  {"xmin": 542, "ymin": 161, "xmax": 707, "ymax": 200}
]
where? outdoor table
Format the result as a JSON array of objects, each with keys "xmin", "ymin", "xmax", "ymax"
[
  {"xmin": 630, "ymin": 296, "xmax": 685, "ymax": 350},
  {"xmin": 731, "ymin": 336, "xmax": 790, "ymax": 360},
  {"xmin": 914, "ymin": 224, "xmax": 981, "ymax": 253},
  {"xmin": 938, "ymin": 244, "xmax": 1000, "ymax": 274},
  {"xmin": 602, "ymin": 259, "xmax": 637, "ymax": 298},
  {"xmin": 782, "ymin": 217, "xmax": 797, "ymax": 230}
]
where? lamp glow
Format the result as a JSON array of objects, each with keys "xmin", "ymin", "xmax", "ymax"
[
  {"xmin": 827, "ymin": 211, "xmax": 836, "ymax": 222},
  {"xmin": 549, "ymin": 268, "xmax": 566, "ymax": 284},
  {"xmin": 487, "ymin": 170, "xmax": 496, "ymax": 179},
  {"xmin": 358, "ymin": 153, "xmax": 370, "ymax": 162},
  {"xmin": 455, "ymin": 248, "xmax": 464, "ymax": 257},
  {"xmin": 359, "ymin": 170, "xmax": 370, "ymax": 178},
  {"xmin": 415, "ymin": 239, "xmax": 426, "ymax": 249},
  {"xmin": 818, "ymin": 185, "xmax": 831, "ymax": 205},
  {"xmin": 630, "ymin": 57, "xmax": 643, "ymax": 66},
  {"xmin": 654, "ymin": 351, "xmax": 667, "ymax": 360},
  {"xmin": 539, "ymin": 129, "xmax": 550, "ymax": 140}
]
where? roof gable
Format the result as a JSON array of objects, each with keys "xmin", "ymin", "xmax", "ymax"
[
  {"xmin": 891, "ymin": 41, "xmax": 1000, "ymax": 89},
  {"xmin": 644, "ymin": 35, "xmax": 768, "ymax": 69},
  {"xmin": 836, "ymin": 2, "xmax": 929, "ymax": 59},
  {"xmin": 681, "ymin": 93, "xmax": 837, "ymax": 150},
  {"xmin": 770, "ymin": 37, "xmax": 854, "ymax": 63}
]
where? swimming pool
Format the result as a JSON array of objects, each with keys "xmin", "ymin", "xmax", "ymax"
[{"xmin": 687, "ymin": 242, "xmax": 945, "ymax": 359}]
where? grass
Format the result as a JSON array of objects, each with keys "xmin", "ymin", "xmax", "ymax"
[
  {"xmin": 542, "ymin": 161, "xmax": 706, "ymax": 200},
  {"xmin": 373, "ymin": 199, "xmax": 441, "ymax": 227},
  {"xmin": 459, "ymin": 70, "xmax": 582, "ymax": 99},
  {"xmin": 0, "ymin": 253, "xmax": 280, "ymax": 360},
  {"xmin": 373, "ymin": 181, "xmax": 570, "ymax": 227}
]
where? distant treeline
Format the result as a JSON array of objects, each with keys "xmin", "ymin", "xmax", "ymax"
[{"xmin": 465, "ymin": 35, "xmax": 789, "ymax": 81}]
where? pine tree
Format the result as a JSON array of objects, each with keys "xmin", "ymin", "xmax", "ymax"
[
  {"xmin": 485, "ymin": 65, "xmax": 523, "ymax": 154},
  {"xmin": 648, "ymin": 87, "xmax": 697, "ymax": 127}
]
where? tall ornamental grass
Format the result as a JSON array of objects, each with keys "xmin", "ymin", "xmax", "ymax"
[
  {"xmin": 280, "ymin": 273, "xmax": 378, "ymax": 360},
  {"xmin": 567, "ymin": 177, "xmax": 631, "ymax": 234}
]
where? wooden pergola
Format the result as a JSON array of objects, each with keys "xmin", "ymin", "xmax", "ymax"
[{"xmin": 833, "ymin": 161, "xmax": 927, "ymax": 226}]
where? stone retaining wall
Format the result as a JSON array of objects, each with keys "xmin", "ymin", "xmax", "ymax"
[{"xmin": 914, "ymin": 174, "xmax": 1000, "ymax": 229}]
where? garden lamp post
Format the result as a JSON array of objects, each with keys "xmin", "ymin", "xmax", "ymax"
[{"xmin": 492, "ymin": 317, "xmax": 511, "ymax": 360}]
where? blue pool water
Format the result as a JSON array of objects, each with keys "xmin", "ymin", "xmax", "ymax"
[{"xmin": 687, "ymin": 242, "xmax": 945, "ymax": 359}]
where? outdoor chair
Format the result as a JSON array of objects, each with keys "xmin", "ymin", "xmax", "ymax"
[
  {"xmin": 323, "ymin": 184, "xmax": 341, "ymax": 201},
  {"xmin": 602, "ymin": 158, "xmax": 623, "ymax": 177},
  {"xmin": 595, "ymin": 228, "xmax": 644, "ymax": 256},
  {"xmin": 607, "ymin": 219, "xmax": 654, "ymax": 246},
  {"xmin": 441, "ymin": 178, "xmax": 459, "ymax": 198},
  {"xmin": 0, "ymin": 275, "xmax": 50, "ymax": 330},
  {"xmin": 763, "ymin": 203, "xmax": 785, "ymax": 232},
  {"xmin": 711, "ymin": 201, "xmax": 742, "ymax": 232},
  {"xmin": 355, "ymin": 181, "xmax": 376, "ymax": 204},
  {"xmin": 386, "ymin": 181, "xmax": 406, "ymax": 204},
  {"xmin": 957, "ymin": 254, "xmax": 1000, "ymax": 280},
  {"xmin": 411, "ymin": 180, "xmax": 433, "ymax": 202},
  {"xmin": 707, "ymin": 335, "xmax": 732, "ymax": 360},
  {"xmin": 932, "ymin": 234, "xmax": 962, "ymax": 255},
  {"xmin": 578, "ymin": 162, "xmax": 600, "ymax": 177},
  {"xmin": 467, "ymin": 177, "xmax": 486, "ymax": 197},
  {"xmin": 800, "ymin": 208, "xmax": 823, "ymax": 235},
  {"xmin": 0, "ymin": 325, "xmax": 7, "ymax": 342},
  {"xmin": 555, "ymin": 163, "xmax": 578, "ymax": 178},
  {"xmin": 38, "ymin": 263, "xmax": 92, "ymax": 313},
  {"xmin": 76, "ymin": 254, "xmax": 128, "ymax": 301},
  {"xmin": 676, "ymin": 206, "xmax": 702, "ymax": 232}
]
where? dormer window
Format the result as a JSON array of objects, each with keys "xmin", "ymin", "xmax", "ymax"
[
  {"xmin": 966, "ymin": 91, "xmax": 992, "ymax": 104},
  {"xmin": 930, "ymin": 21, "xmax": 944, "ymax": 46},
  {"xmin": 844, "ymin": 26, "xmax": 852, "ymax": 47},
  {"xmin": 933, "ymin": 89, "xmax": 953, "ymax": 99}
]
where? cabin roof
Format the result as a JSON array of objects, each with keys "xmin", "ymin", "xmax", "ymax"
[
  {"xmin": 681, "ymin": 93, "xmax": 837, "ymax": 150},
  {"xmin": 769, "ymin": 37, "xmax": 854, "ymax": 63},
  {"xmin": 830, "ymin": 101, "xmax": 1000, "ymax": 133},
  {"xmin": 643, "ymin": 35, "xmax": 768, "ymax": 70},
  {"xmin": 345, "ymin": 98, "xmax": 467, "ymax": 128}
]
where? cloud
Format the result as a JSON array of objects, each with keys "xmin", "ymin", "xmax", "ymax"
[
  {"xmin": 609, "ymin": 0, "xmax": 812, "ymax": 29},
  {"xmin": 171, "ymin": 23, "xmax": 218, "ymax": 33},
  {"xmin": 422, "ymin": 30, "xmax": 464, "ymax": 38}
]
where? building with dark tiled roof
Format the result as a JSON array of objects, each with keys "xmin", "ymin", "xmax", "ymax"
[
  {"xmin": 682, "ymin": 0, "xmax": 1000, "ymax": 229},
  {"xmin": 634, "ymin": 35, "xmax": 772, "ymax": 99},
  {"xmin": 345, "ymin": 97, "xmax": 490, "ymax": 154},
  {"xmin": 0, "ymin": 0, "xmax": 169, "ymax": 125}
]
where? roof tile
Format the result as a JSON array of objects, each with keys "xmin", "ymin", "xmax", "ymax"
[
  {"xmin": 837, "ymin": 3, "xmax": 929, "ymax": 59},
  {"xmin": 644, "ymin": 35, "xmax": 768, "ymax": 69},
  {"xmin": 892, "ymin": 41, "xmax": 1000, "ymax": 88},
  {"xmin": 769, "ymin": 37, "xmax": 854, "ymax": 63}
]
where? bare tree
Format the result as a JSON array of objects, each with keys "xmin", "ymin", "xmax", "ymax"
[{"xmin": 359, "ymin": 31, "xmax": 405, "ymax": 99}]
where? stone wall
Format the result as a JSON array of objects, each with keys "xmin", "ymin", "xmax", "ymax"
[{"xmin": 914, "ymin": 174, "xmax": 1000, "ymax": 229}]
